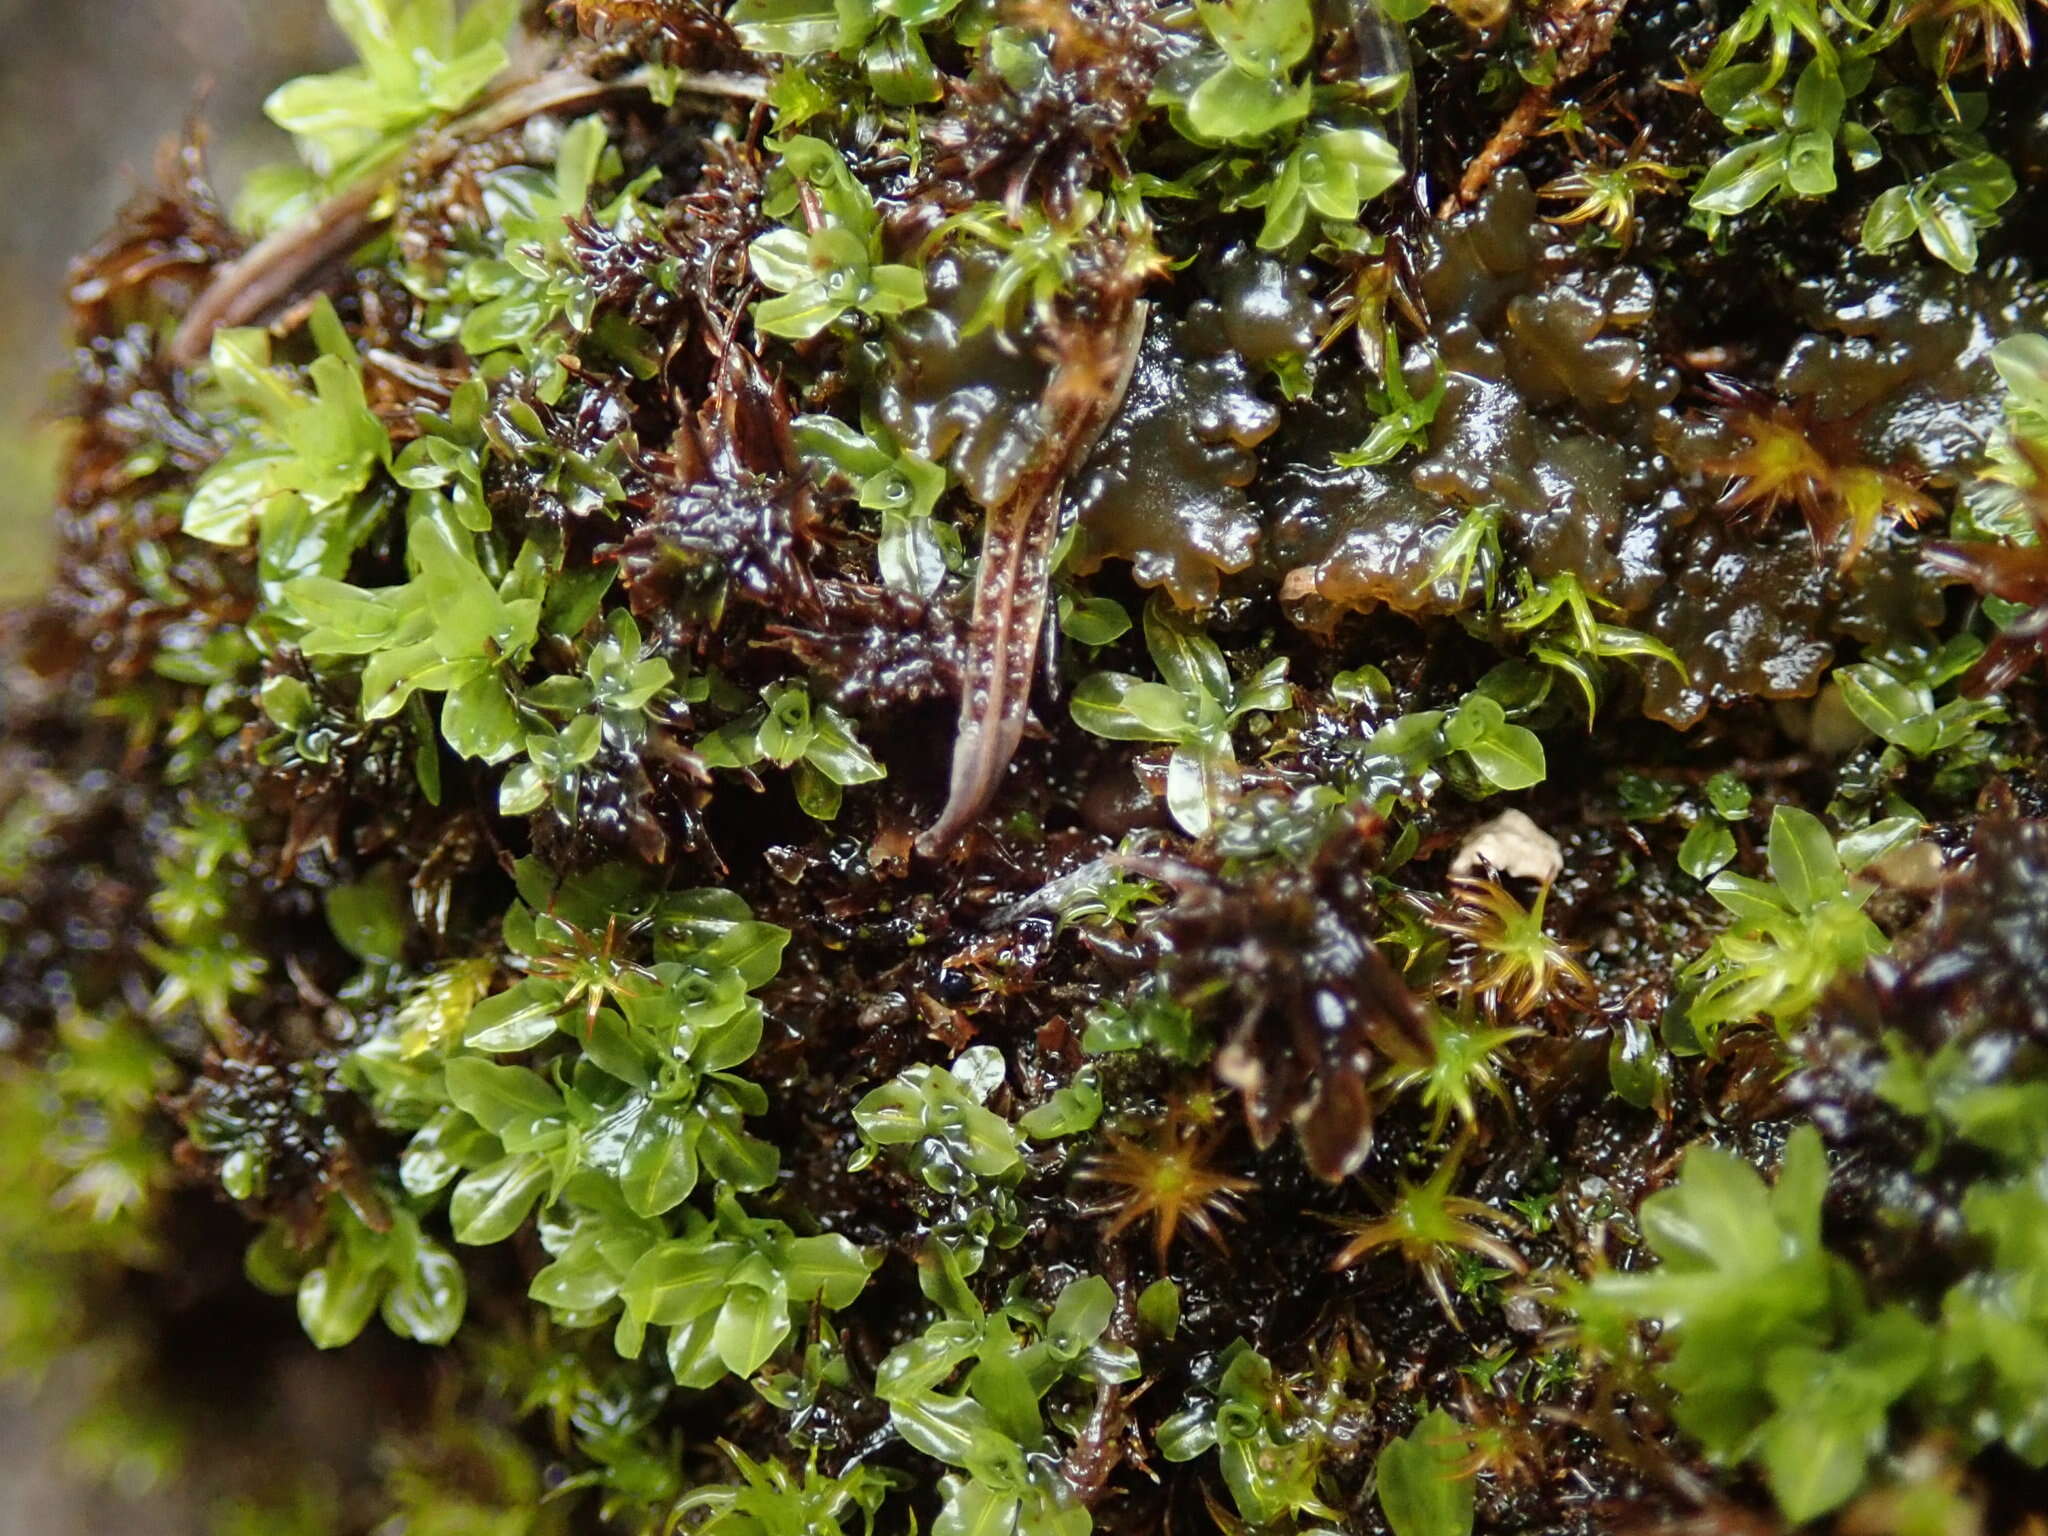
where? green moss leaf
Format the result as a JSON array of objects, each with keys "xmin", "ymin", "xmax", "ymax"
[
  {"xmin": 728, "ymin": 0, "xmax": 840, "ymax": 51},
  {"xmin": 184, "ymin": 457, "xmax": 291, "ymax": 547},
  {"xmin": 381, "ymin": 1232, "xmax": 466, "ymax": 1344},
  {"xmin": 715, "ymin": 1261, "xmax": 793, "ymax": 1377},
  {"xmin": 299, "ymin": 1246, "xmax": 385, "ymax": 1350},
  {"xmin": 786, "ymin": 1233, "xmax": 872, "ymax": 1308},
  {"xmin": 1678, "ymin": 818, "xmax": 1738, "ymax": 882},
  {"xmin": 1185, "ymin": 66, "xmax": 1312, "ymax": 145},
  {"xmin": 1377, "ymin": 1409, "xmax": 1475, "ymax": 1536},
  {"xmin": 1195, "ymin": 0, "xmax": 1315, "ymax": 75},
  {"xmin": 697, "ymin": 1097, "xmax": 782, "ymax": 1191},
  {"xmin": 1766, "ymin": 805, "xmax": 1844, "ymax": 914},
  {"xmin": 806, "ymin": 704, "xmax": 887, "ymax": 785},
  {"xmin": 1070, "ymin": 675, "xmax": 1189, "ymax": 741},
  {"xmin": 1017, "ymin": 1067, "xmax": 1102, "ymax": 1139},
  {"xmin": 463, "ymin": 981, "xmax": 563, "ymax": 1053},
  {"xmin": 621, "ymin": 1239, "xmax": 738, "ymax": 1335},
  {"xmin": 323, "ymin": 863, "xmax": 410, "ymax": 963},
  {"xmin": 1759, "ymin": 1308, "xmax": 1934, "ymax": 1521},
  {"xmin": 618, "ymin": 1106, "xmax": 701, "ymax": 1217},
  {"xmin": 444, "ymin": 1058, "xmax": 563, "ymax": 1139},
  {"xmin": 1692, "ymin": 135, "xmax": 1791, "ymax": 214},
  {"xmin": 1138, "ymin": 1278, "xmax": 1181, "ymax": 1339},
  {"xmin": 450, "ymin": 1153, "xmax": 550, "ymax": 1244}
]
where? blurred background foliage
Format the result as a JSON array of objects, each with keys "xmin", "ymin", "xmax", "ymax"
[
  {"xmin": 0, "ymin": 0, "xmax": 335, "ymax": 600},
  {"xmin": 0, "ymin": 6, "xmax": 337, "ymax": 1524}
]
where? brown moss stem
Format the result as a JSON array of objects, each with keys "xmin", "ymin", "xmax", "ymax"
[
  {"xmin": 917, "ymin": 298, "xmax": 1148, "ymax": 857},
  {"xmin": 1444, "ymin": 0, "xmax": 1627, "ymax": 212}
]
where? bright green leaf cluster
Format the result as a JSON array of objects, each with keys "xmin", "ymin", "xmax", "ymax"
[
  {"xmin": 141, "ymin": 804, "xmax": 268, "ymax": 1035},
  {"xmin": 1158, "ymin": 0, "xmax": 1317, "ymax": 146},
  {"xmin": 185, "ymin": 301, "xmax": 389, "ymax": 551},
  {"xmin": 1686, "ymin": 0, "xmax": 2018, "ymax": 271},
  {"xmin": 1963, "ymin": 331, "xmax": 2048, "ymax": 539},
  {"xmin": 1357, "ymin": 690, "xmax": 1548, "ymax": 801},
  {"xmin": 0, "ymin": 1011, "xmax": 170, "ymax": 1363},
  {"xmin": 1158, "ymin": 1339, "xmax": 1360, "ymax": 1528},
  {"xmin": 1080, "ymin": 978, "xmax": 1207, "ymax": 1062},
  {"xmin": 696, "ymin": 679, "xmax": 886, "ymax": 820},
  {"xmin": 852, "ymin": 1046, "xmax": 1028, "ymax": 1195},
  {"xmin": 501, "ymin": 611, "xmax": 676, "ymax": 817},
  {"xmin": 0, "ymin": 1012, "xmax": 183, "ymax": 1496},
  {"xmin": 1834, "ymin": 643, "xmax": 2004, "ymax": 761},
  {"xmin": 925, "ymin": 199, "xmax": 1135, "ymax": 337},
  {"xmin": 676, "ymin": 1446, "xmax": 897, "ymax": 1536},
  {"xmin": 249, "ymin": 1199, "xmax": 467, "ymax": 1350},
  {"xmin": 794, "ymin": 413, "xmax": 953, "ymax": 596},
  {"xmin": 1380, "ymin": 1005, "xmax": 1530, "ymax": 1142},
  {"xmin": 402, "ymin": 115, "xmax": 656, "ymax": 399},
  {"xmin": 1576, "ymin": 1129, "xmax": 1929, "ymax": 1523},
  {"xmin": 1861, "ymin": 146, "xmax": 2016, "ymax": 272},
  {"xmin": 1151, "ymin": 0, "xmax": 1408, "ymax": 248},
  {"xmin": 1877, "ymin": 1038, "xmax": 2048, "ymax": 1463},
  {"xmin": 329, "ymin": 860, "xmax": 845, "ymax": 1382},
  {"xmin": 1930, "ymin": 1175, "xmax": 2048, "ymax": 1463},
  {"xmin": 1682, "ymin": 805, "xmax": 1893, "ymax": 1044},
  {"xmin": 600, "ymin": 1195, "xmax": 872, "ymax": 1382},
  {"xmin": 248, "ymin": 0, "xmax": 518, "ymax": 224},
  {"xmin": 1231, "ymin": 125, "xmax": 1406, "ymax": 249},
  {"xmin": 1069, "ymin": 595, "xmax": 1291, "ymax": 835},
  {"xmin": 729, "ymin": 0, "xmax": 972, "ymax": 105},
  {"xmin": 748, "ymin": 138, "xmax": 927, "ymax": 340},
  {"xmin": 875, "ymin": 1273, "xmax": 1138, "ymax": 1536},
  {"xmin": 289, "ymin": 505, "xmax": 545, "ymax": 764},
  {"xmin": 1579, "ymin": 1098, "xmax": 2048, "ymax": 1522},
  {"xmin": 1677, "ymin": 771, "xmax": 1756, "ymax": 882},
  {"xmin": 1692, "ymin": 58, "xmax": 1872, "ymax": 217}
]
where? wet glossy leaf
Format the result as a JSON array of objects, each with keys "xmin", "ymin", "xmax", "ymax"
[
  {"xmin": 715, "ymin": 1268, "xmax": 793, "ymax": 1377},
  {"xmin": 299, "ymin": 1247, "xmax": 384, "ymax": 1350},
  {"xmin": 1767, "ymin": 805, "xmax": 1844, "ymax": 914},
  {"xmin": 786, "ymin": 1233, "xmax": 872, "ymax": 1308},
  {"xmin": 463, "ymin": 980, "xmax": 562, "ymax": 1052},
  {"xmin": 619, "ymin": 1105, "xmax": 701, "ymax": 1217},
  {"xmin": 382, "ymin": 1233, "xmax": 466, "ymax": 1343},
  {"xmin": 1138, "ymin": 1278, "xmax": 1181, "ymax": 1339},
  {"xmin": 622, "ymin": 1239, "xmax": 739, "ymax": 1330},
  {"xmin": 1185, "ymin": 65, "xmax": 1312, "ymax": 145},
  {"xmin": 1679, "ymin": 818, "xmax": 1738, "ymax": 881},
  {"xmin": 1196, "ymin": 0, "xmax": 1314, "ymax": 74},
  {"xmin": 445, "ymin": 1057, "xmax": 562, "ymax": 1138},
  {"xmin": 1045, "ymin": 1274, "xmax": 1115, "ymax": 1360},
  {"xmin": 1017, "ymin": 1068, "xmax": 1102, "ymax": 1139},
  {"xmin": 1377, "ymin": 1409, "xmax": 1475, "ymax": 1536},
  {"xmin": 1070, "ymin": 674, "xmax": 1191, "ymax": 742},
  {"xmin": 450, "ymin": 1152, "xmax": 550, "ymax": 1244},
  {"xmin": 1059, "ymin": 594, "xmax": 1131, "ymax": 646},
  {"xmin": 1693, "ymin": 135, "xmax": 1790, "ymax": 214}
]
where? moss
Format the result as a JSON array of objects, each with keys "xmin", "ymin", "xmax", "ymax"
[{"xmin": 5, "ymin": 0, "xmax": 2048, "ymax": 1531}]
